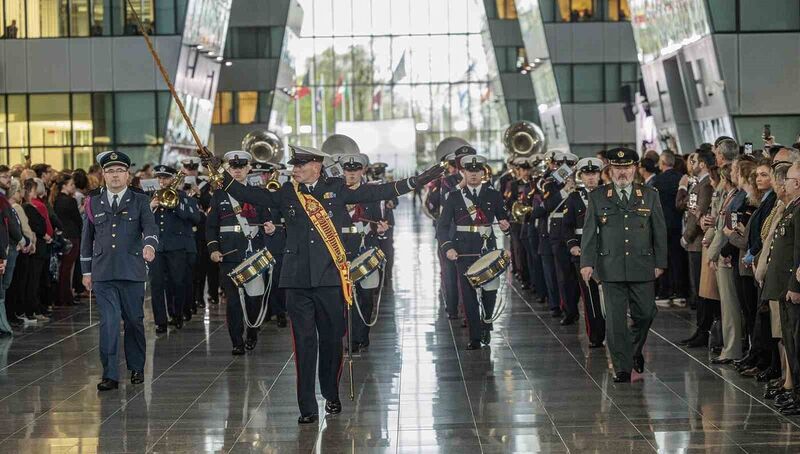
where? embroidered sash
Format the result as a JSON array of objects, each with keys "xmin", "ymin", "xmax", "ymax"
[{"xmin": 293, "ymin": 183, "xmax": 353, "ymax": 306}]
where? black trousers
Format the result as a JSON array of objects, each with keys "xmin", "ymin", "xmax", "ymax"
[
  {"xmin": 267, "ymin": 254, "xmax": 287, "ymax": 319},
  {"xmin": 379, "ymin": 237, "xmax": 394, "ymax": 283},
  {"xmin": 688, "ymin": 250, "xmax": 720, "ymax": 332},
  {"xmin": 456, "ymin": 258, "xmax": 497, "ymax": 342},
  {"xmin": 574, "ymin": 262, "xmax": 605, "ymax": 345},
  {"xmin": 440, "ymin": 249, "xmax": 460, "ymax": 317},
  {"xmin": 659, "ymin": 230, "xmax": 688, "ymax": 298},
  {"xmin": 207, "ymin": 260, "xmax": 220, "ymax": 303},
  {"xmin": 526, "ymin": 225, "xmax": 546, "ymax": 297},
  {"xmin": 184, "ymin": 252, "xmax": 197, "ymax": 316},
  {"xmin": 23, "ymin": 255, "xmax": 46, "ymax": 316},
  {"xmin": 286, "ymin": 286, "xmax": 346, "ymax": 417},
  {"xmin": 510, "ymin": 224, "xmax": 529, "ymax": 283},
  {"xmin": 150, "ymin": 249, "xmax": 188, "ymax": 326},
  {"xmin": 552, "ymin": 241, "xmax": 579, "ymax": 318},
  {"xmin": 193, "ymin": 246, "xmax": 209, "ymax": 305},
  {"xmin": 780, "ymin": 301, "xmax": 800, "ymax": 390},
  {"xmin": 737, "ymin": 275, "xmax": 758, "ymax": 348},
  {"xmin": 687, "ymin": 250, "xmax": 702, "ymax": 313},
  {"xmin": 351, "ymin": 284, "xmax": 375, "ymax": 345},
  {"xmin": 95, "ymin": 280, "xmax": 146, "ymax": 381},
  {"xmin": 219, "ymin": 263, "xmax": 261, "ymax": 347},
  {"xmin": 540, "ymin": 252, "xmax": 560, "ymax": 311}
]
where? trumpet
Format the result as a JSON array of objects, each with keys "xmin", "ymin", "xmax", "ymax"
[
  {"xmin": 265, "ymin": 172, "xmax": 281, "ymax": 191},
  {"xmin": 153, "ymin": 175, "xmax": 185, "ymax": 209},
  {"xmin": 511, "ymin": 201, "xmax": 532, "ymax": 223}
]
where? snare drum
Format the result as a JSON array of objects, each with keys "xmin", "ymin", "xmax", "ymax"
[
  {"xmin": 228, "ymin": 249, "xmax": 275, "ymax": 287},
  {"xmin": 464, "ymin": 249, "xmax": 510, "ymax": 289},
  {"xmin": 350, "ymin": 247, "xmax": 386, "ymax": 283}
]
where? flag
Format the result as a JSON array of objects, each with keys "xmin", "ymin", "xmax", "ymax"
[
  {"xmin": 480, "ymin": 86, "xmax": 491, "ymax": 104},
  {"xmin": 458, "ymin": 86, "xmax": 469, "ymax": 111},
  {"xmin": 372, "ymin": 86, "xmax": 382, "ymax": 113},
  {"xmin": 333, "ymin": 75, "xmax": 345, "ymax": 108},
  {"xmin": 392, "ymin": 52, "xmax": 406, "ymax": 83},
  {"xmin": 295, "ymin": 72, "xmax": 310, "ymax": 99},
  {"xmin": 463, "ymin": 61, "xmax": 476, "ymax": 81},
  {"xmin": 315, "ymin": 84, "xmax": 324, "ymax": 111}
]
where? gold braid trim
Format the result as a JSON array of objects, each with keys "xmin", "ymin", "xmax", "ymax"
[{"xmin": 293, "ymin": 183, "xmax": 353, "ymax": 306}]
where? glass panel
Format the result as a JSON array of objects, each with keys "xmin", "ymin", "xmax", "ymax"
[
  {"xmin": 409, "ymin": 0, "xmax": 428, "ymax": 35},
  {"xmin": 740, "ymin": 0, "xmax": 800, "ymax": 32},
  {"xmin": 212, "ymin": 92, "xmax": 233, "ymax": 124},
  {"xmin": 92, "ymin": 92, "xmax": 114, "ymax": 145},
  {"xmin": 176, "ymin": 0, "xmax": 188, "ymax": 34},
  {"xmin": 553, "ymin": 64, "xmax": 572, "ymax": 103},
  {"xmin": 114, "ymin": 92, "xmax": 157, "ymax": 144},
  {"xmin": 539, "ymin": 0, "xmax": 556, "ymax": 22},
  {"xmin": 733, "ymin": 116, "xmax": 800, "ymax": 149},
  {"xmin": 70, "ymin": 0, "xmax": 91, "ymax": 36},
  {"xmin": 5, "ymin": 0, "xmax": 26, "ymax": 38},
  {"xmin": 313, "ymin": 0, "xmax": 333, "ymax": 36},
  {"xmin": 9, "ymin": 148, "xmax": 28, "ymax": 167},
  {"xmin": 429, "ymin": 0, "xmax": 448, "ymax": 34},
  {"xmin": 28, "ymin": 0, "xmax": 69, "ymax": 37},
  {"xmin": 572, "ymin": 64, "xmax": 603, "ymax": 102},
  {"xmin": 707, "ymin": 0, "xmax": 736, "ymax": 32},
  {"xmin": 619, "ymin": 0, "xmax": 630, "ymax": 20},
  {"xmin": 72, "ymin": 94, "xmax": 93, "ymax": 146},
  {"xmin": 258, "ymin": 91, "xmax": 272, "ymax": 124},
  {"xmin": 269, "ymin": 26, "xmax": 284, "ymax": 58},
  {"xmin": 0, "ymin": 95, "xmax": 6, "ymax": 148},
  {"xmin": 496, "ymin": 0, "xmax": 518, "ymax": 19},
  {"xmin": 74, "ymin": 146, "xmax": 94, "ymax": 171},
  {"xmin": 29, "ymin": 147, "xmax": 69, "ymax": 170},
  {"xmin": 156, "ymin": 0, "xmax": 176, "ymax": 34},
  {"xmin": 410, "ymin": 36, "xmax": 432, "ymax": 83},
  {"xmin": 157, "ymin": 91, "xmax": 171, "ymax": 139},
  {"xmin": 237, "ymin": 92, "xmax": 258, "ymax": 124},
  {"xmin": 227, "ymin": 27, "xmax": 259, "ymax": 58},
  {"xmin": 351, "ymin": 0, "xmax": 371, "ymax": 36},
  {"xmin": 604, "ymin": 63, "xmax": 621, "ymax": 102},
  {"xmin": 89, "ymin": 0, "xmax": 110, "ymax": 36},
  {"xmin": 29, "ymin": 94, "xmax": 70, "ymax": 147},
  {"xmin": 332, "ymin": 0, "xmax": 352, "ymax": 36},
  {"xmin": 390, "ymin": 0, "xmax": 410, "ymax": 35},
  {"xmin": 556, "ymin": 0, "xmax": 571, "ymax": 22},
  {"xmin": 111, "ymin": 0, "xmax": 125, "ymax": 35},
  {"xmin": 124, "ymin": 0, "xmax": 154, "ymax": 35},
  {"xmin": 448, "ymin": 0, "xmax": 468, "ymax": 34},
  {"xmin": 118, "ymin": 145, "xmax": 161, "ymax": 168}
]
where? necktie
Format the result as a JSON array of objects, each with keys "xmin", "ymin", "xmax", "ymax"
[
  {"xmin": 112, "ymin": 194, "xmax": 119, "ymax": 213},
  {"xmin": 621, "ymin": 188, "xmax": 629, "ymax": 205},
  {"xmin": 305, "ymin": 184, "xmax": 314, "ymax": 194},
  {"xmin": 472, "ymin": 189, "xmax": 478, "ymax": 200}
]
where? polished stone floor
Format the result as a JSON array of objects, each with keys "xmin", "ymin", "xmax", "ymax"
[{"xmin": 1, "ymin": 202, "xmax": 800, "ymax": 453}]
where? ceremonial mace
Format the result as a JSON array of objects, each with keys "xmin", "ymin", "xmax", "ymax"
[{"xmin": 124, "ymin": 0, "xmax": 224, "ymax": 188}]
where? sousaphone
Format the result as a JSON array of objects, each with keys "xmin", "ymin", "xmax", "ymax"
[
  {"xmin": 242, "ymin": 130, "xmax": 285, "ymax": 164},
  {"xmin": 503, "ymin": 121, "xmax": 546, "ymax": 157}
]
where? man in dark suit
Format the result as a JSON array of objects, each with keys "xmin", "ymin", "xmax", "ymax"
[
  {"xmin": 653, "ymin": 150, "xmax": 687, "ymax": 304},
  {"xmin": 210, "ymin": 145, "xmax": 443, "ymax": 423},
  {"xmin": 437, "ymin": 154, "xmax": 510, "ymax": 349},
  {"xmin": 81, "ymin": 151, "xmax": 158, "ymax": 391}
]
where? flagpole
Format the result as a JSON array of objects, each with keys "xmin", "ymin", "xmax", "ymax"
[
  {"xmin": 321, "ymin": 75, "xmax": 327, "ymax": 138},
  {"xmin": 310, "ymin": 68, "xmax": 317, "ymax": 147},
  {"xmin": 294, "ymin": 83, "xmax": 300, "ymax": 144},
  {"xmin": 348, "ymin": 75, "xmax": 355, "ymax": 122},
  {"xmin": 341, "ymin": 75, "xmax": 346, "ymax": 121}
]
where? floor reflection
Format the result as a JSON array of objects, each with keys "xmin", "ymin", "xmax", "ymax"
[{"xmin": 3, "ymin": 202, "xmax": 800, "ymax": 452}]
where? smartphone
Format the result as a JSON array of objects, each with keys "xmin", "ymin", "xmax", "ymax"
[
  {"xmin": 730, "ymin": 212, "xmax": 738, "ymax": 228},
  {"xmin": 744, "ymin": 142, "xmax": 753, "ymax": 155},
  {"xmin": 763, "ymin": 124, "xmax": 772, "ymax": 141},
  {"xmin": 688, "ymin": 193, "xmax": 698, "ymax": 210}
]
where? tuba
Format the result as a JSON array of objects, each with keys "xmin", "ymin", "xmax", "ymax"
[
  {"xmin": 154, "ymin": 175, "xmax": 185, "ymax": 209},
  {"xmin": 503, "ymin": 121, "xmax": 546, "ymax": 157},
  {"xmin": 511, "ymin": 201, "xmax": 532, "ymax": 223},
  {"xmin": 242, "ymin": 130, "xmax": 284, "ymax": 164}
]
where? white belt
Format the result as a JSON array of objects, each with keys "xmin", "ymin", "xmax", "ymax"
[
  {"xmin": 575, "ymin": 228, "xmax": 583, "ymax": 234},
  {"xmin": 341, "ymin": 226, "xmax": 359, "ymax": 234},
  {"xmin": 550, "ymin": 213, "xmax": 564, "ymax": 219},
  {"xmin": 220, "ymin": 226, "xmax": 243, "ymax": 233},
  {"xmin": 456, "ymin": 225, "xmax": 492, "ymax": 235}
]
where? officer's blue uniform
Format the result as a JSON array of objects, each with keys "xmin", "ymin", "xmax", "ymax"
[
  {"xmin": 150, "ymin": 175, "xmax": 201, "ymax": 329},
  {"xmin": 80, "ymin": 153, "xmax": 158, "ymax": 383}
]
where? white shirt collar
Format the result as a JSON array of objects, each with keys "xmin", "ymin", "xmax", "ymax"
[
  {"xmin": 107, "ymin": 186, "xmax": 127, "ymax": 205},
  {"xmin": 466, "ymin": 184, "xmax": 482, "ymax": 197},
  {"xmin": 306, "ymin": 179, "xmax": 319, "ymax": 192}
]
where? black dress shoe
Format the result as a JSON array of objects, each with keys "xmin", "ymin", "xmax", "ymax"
[
  {"xmin": 466, "ymin": 341, "xmax": 481, "ymax": 350},
  {"xmin": 184, "ymin": 313, "xmax": 192, "ymax": 321},
  {"xmin": 536, "ymin": 296, "xmax": 546, "ymax": 305},
  {"xmin": 757, "ymin": 368, "xmax": 781, "ymax": 382},
  {"xmin": 520, "ymin": 283, "xmax": 531, "ymax": 290},
  {"xmin": 155, "ymin": 324, "xmax": 167, "ymax": 334},
  {"xmin": 355, "ymin": 342, "xmax": 369, "ymax": 352},
  {"xmin": 589, "ymin": 341, "xmax": 604, "ymax": 349},
  {"xmin": 130, "ymin": 371, "xmax": 144, "ymax": 384},
  {"xmin": 197, "ymin": 301, "xmax": 205, "ymax": 308},
  {"xmin": 777, "ymin": 397, "xmax": 798, "ymax": 410},
  {"xmin": 325, "ymin": 399, "xmax": 342, "ymax": 414},
  {"xmin": 232, "ymin": 345, "xmax": 245, "ymax": 356},
  {"xmin": 768, "ymin": 378, "xmax": 786, "ymax": 390},
  {"xmin": 480, "ymin": 331, "xmax": 491, "ymax": 345},
  {"xmin": 613, "ymin": 372, "xmax": 631, "ymax": 383},
  {"xmin": 765, "ymin": 387, "xmax": 788, "ymax": 399},
  {"xmin": 633, "ymin": 355, "xmax": 645, "ymax": 373},
  {"xmin": 461, "ymin": 319, "xmax": 467, "ymax": 328},
  {"xmin": 277, "ymin": 313, "xmax": 288, "ymax": 328},
  {"xmin": 780, "ymin": 403, "xmax": 800, "ymax": 415},
  {"xmin": 168, "ymin": 318, "xmax": 178, "ymax": 326},
  {"xmin": 175, "ymin": 319, "xmax": 183, "ymax": 329},
  {"xmin": 209, "ymin": 298, "xmax": 219, "ymax": 305},
  {"xmin": 447, "ymin": 314, "xmax": 459, "ymax": 320},
  {"xmin": 297, "ymin": 414, "xmax": 319, "ymax": 424},
  {"xmin": 551, "ymin": 309, "xmax": 562, "ymax": 318},
  {"xmin": 97, "ymin": 378, "xmax": 119, "ymax": 391},
  {"xmin": 711, "ymin": 357, "xmax": 733, "ymax": 365},
  {"xmin": 686, "ymin": 335, "xmax": 709, "ymax": 348},
  {"xmin": 740, "ymin": 366, "xmax": 761, "ymax": 377},
  {"xmin": 678, "ymin": 332, "xmax": 698, "ymax": 346},
  {"xmin": 711, "ymin": 346, "xmax": 722, "ymax": 355},
  {"xmin": 560, "ymin": 314, "xmax": 578, "ymax": 326},
  {"xmin": 245, "ymin": 337, "xmax": 257, "ymax": 351}
]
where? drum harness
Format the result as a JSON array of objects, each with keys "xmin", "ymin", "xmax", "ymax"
[
  {"xmin": 349, "ymin": 212, "xmax": 385, "ymax": 328},
  {"xmin": 461, "ymin": 190, "xmax": 508, "ymax": 324},
  {"xmin": 228, "ymin": 195, "xmax": 271, "ymax": 328}
]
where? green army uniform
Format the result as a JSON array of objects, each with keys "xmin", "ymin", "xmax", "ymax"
[{"xmin": 580, "ymin": 148, "xmax": 667, "ymax": 378}]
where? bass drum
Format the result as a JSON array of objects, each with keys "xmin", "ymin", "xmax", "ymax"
[{"xmin": 464, "ymin": 249, "xmax": 510, "ymax": 290}]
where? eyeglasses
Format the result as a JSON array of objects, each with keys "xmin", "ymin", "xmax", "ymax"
[{"xmin": 103, "ymin": 168, "xmax": 127, "ymax": 175}]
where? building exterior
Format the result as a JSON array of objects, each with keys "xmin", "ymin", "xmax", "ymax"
[
  {"xmin": 515, "ymin": 0, "xmax": 638, "ymax": 156},
  {"xmin": 630, "ymin": 0, "xmax": 800, "ymax": 153},
  {"xmin": 0, "ymin": 0, "xmax": 231, "ymax": 169}
]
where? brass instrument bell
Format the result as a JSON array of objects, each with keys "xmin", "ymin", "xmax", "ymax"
[
  {"xmin": 242, "ymin": 130, "xmax": 285, "ymax": 164},
  {"xmin": 503, "ymin": 121, "xmax": 546, "ymax": 157}
]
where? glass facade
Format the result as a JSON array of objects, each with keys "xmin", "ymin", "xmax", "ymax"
[
  {"xmin": 0, "ymin": 0, "xmax": 188, "ymax": 38},
  {"xmin": 553, "ymin": 62, "xmax": 640, "ymax": 103},
  {"xmin": 274, "ymin": 0, "xmax": 511, "ymax": 165},
  {"xmin": 708, "ymin": 0, "xmax": 800, "ymax": 33},
  {"xmin": 0, "ymin": 92, "xmax": 170, "ymax": 169},
  {"xmin": 628, "ymin": 0, "xmax": 711, "ymax": 64},
  {"xmin": 537, "ymin": 0, "xmax": 630, "ymax": 22}
]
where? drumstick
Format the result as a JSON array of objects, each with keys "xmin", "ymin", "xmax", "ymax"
[
  {"xmin": 220, "ymin": 249, "xmax": 238, "ymax": 257},
  {"xmin": 358, "ymin": 219, "xmax": 393, "ymax": 227},
  {"xmin": 457, "ymin": 253, "xmax": 483, "ymax": 257},
  {"xmin": 248, "ymin": 222, "xmax": 286, "ymax": 228}
]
